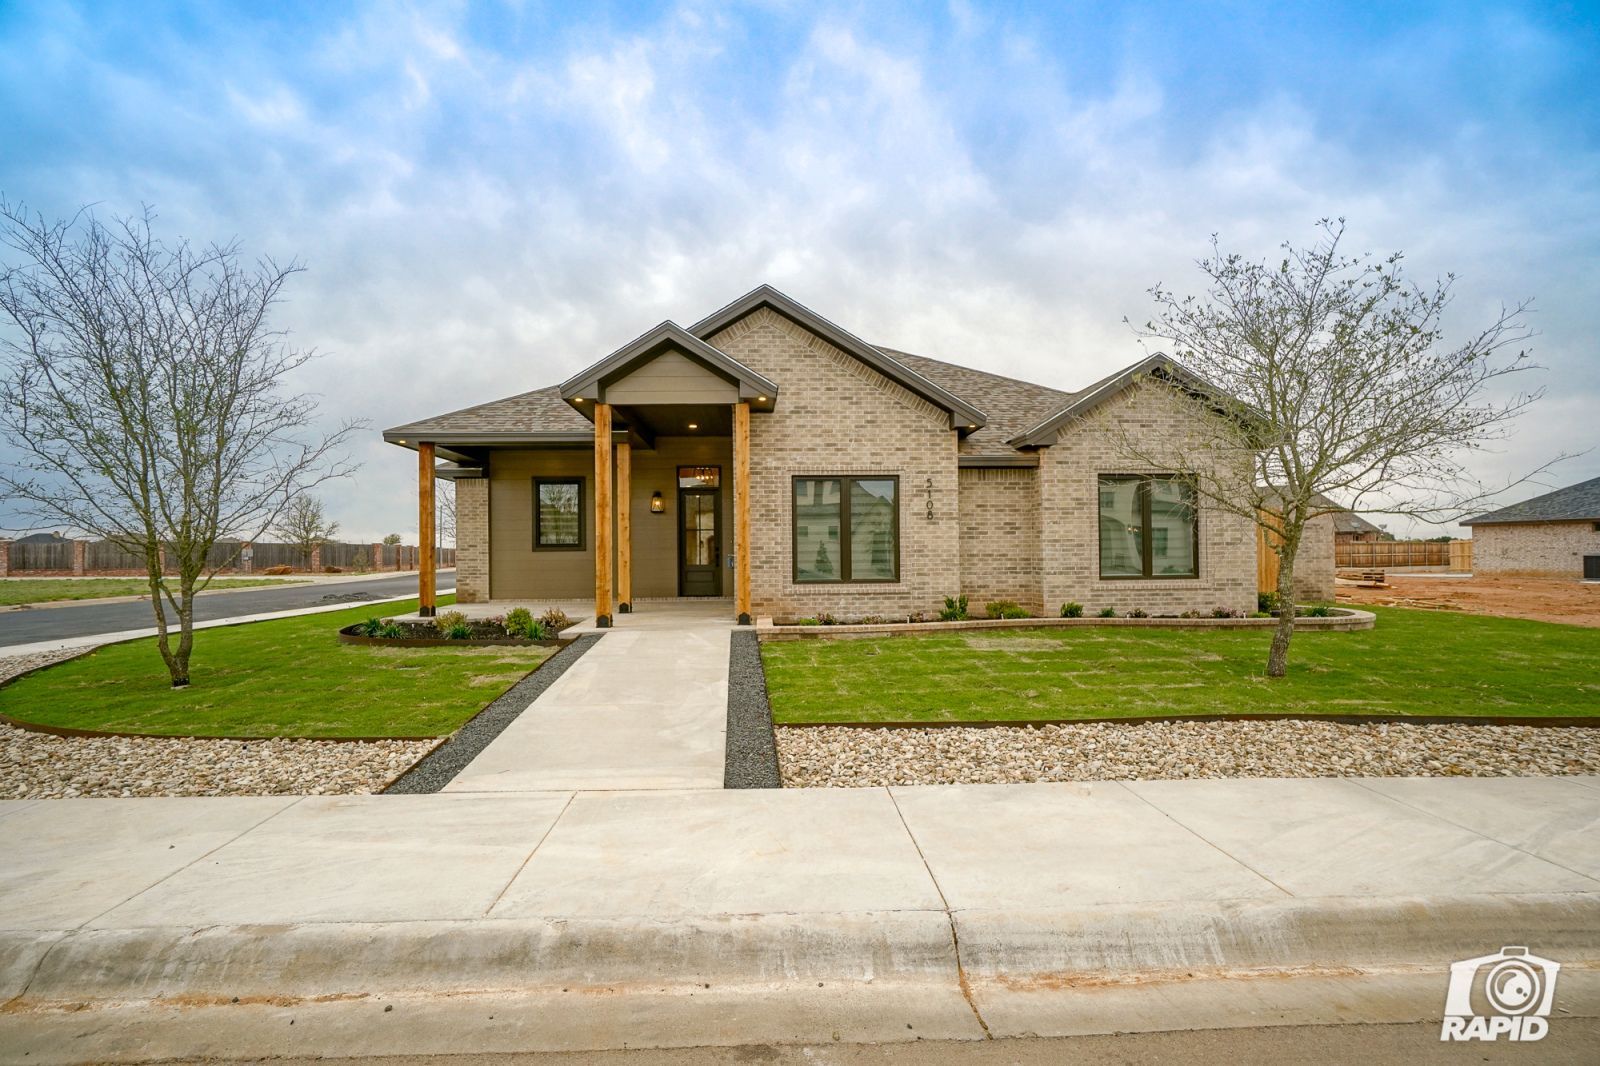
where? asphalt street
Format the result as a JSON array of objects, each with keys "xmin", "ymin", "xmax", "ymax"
[{"xmin": 0, "ymin": 571, "xmax": 455, "ymax": 648}]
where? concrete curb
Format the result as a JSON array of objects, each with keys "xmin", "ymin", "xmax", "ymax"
[
  {"xmin": 953, "ymin": 893, "xmax": 1600, "ymax": 978},
  {"xmin": 8, "ymin": 894, "xmax": 1598, "ymax": 1010},
  {"xmin": 7, "ymin": 911, "xmax": 959, "ymax": 1005},
  {"xmin": 758, "ymin": 608, "xmax": 1376, "ymax": 640}
]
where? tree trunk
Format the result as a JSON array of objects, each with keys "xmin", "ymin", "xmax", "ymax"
[
  {"xmin": 1266, "ymin": 533, "xmax": 1300, "ymax": 679},
  {"xmin": 145, "ymin": 547, "xmax": 187, "ymax": 688}
]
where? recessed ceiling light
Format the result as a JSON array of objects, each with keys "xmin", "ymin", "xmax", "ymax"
[
  {"xmin": 688, "ymin": 422, "xmax": 699, "ymax": 430},
  {"xmin": 758, "ymin": 395, "xmax": 768, "ymax": 402}
]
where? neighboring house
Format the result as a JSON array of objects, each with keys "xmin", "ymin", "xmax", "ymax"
[
  {"xmin": 1333, "ymin": 511, "xmax": 1385, "ymax": 543},
  {"xmin": 384, "ymin": 285, "xmax": 1266, "ymax": 624},
  {"xmin": 13, "ymin": 532, "xmax": 72, "ymax": 545},
  {"xmin": 1463, "ymin": 475, "xmax": 1600, "ymax": 579}
]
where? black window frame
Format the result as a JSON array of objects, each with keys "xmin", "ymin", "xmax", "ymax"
[
  {"xmin": 1097, "ymin": 474, "xmax": 1199, "ymax": 580},
  {"xmin": 533, "ymin": 477, "xmax": 585, "ymax": 551},
  {"xmin": 791, "ymin": 475, "xmax": 901, "ymax": 584}
]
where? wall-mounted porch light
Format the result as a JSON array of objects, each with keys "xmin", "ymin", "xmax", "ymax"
[{"xmin": 650, "ymin": 491, "xmax": 665, "ymax": 513}]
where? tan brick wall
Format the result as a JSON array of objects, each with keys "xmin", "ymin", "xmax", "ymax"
[
  {"xmin": 1290, "ymin": 511, "xmax": 1336, "ymax": 603},
  {"xmin": 1038, "ymin": 386, "xmax": 1256, "ymax": 615},
  {"xmin": 958, "ymin": 466, "xmax": 1043, "ymax": 613},
  {"xmin": 1472, "ymin": 520, "xmax": 1600, "ymax": 577},
  {"xmin": 711, "ymin": 307, "xmax": 962, "ymax": 620},
  {"xmin": 454, "ymin": 476, "xmax": 489, "ymax": 603}
]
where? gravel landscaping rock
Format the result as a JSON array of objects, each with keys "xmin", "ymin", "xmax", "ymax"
[
  {"xmin": 725, "ymin": 630, "xmax": 781, "ymax": 789},
  {"xmin": 776, "ymin": 720, "xmax": 1600, "ymax": 787},
  {"xmin": 0, "ymin": 650, "xmax": 437, "ymax": 799}
]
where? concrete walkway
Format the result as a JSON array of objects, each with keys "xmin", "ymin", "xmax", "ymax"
[
  {"xmin": 2, "ymin": 776, "xmax": 1597, "ymax": 1061},
  {"xmin": 442, "ymin": 601, "xmax": 736, "ymax": 792}
]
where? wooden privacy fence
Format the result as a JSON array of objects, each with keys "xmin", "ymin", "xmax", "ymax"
[
  {"xmin": 1335, "ymin": 540, "xmax": 1456, "ymax": 569},
  {"xmin": 0, "ymin": 538, "xmax": 455, "ymax": 577}
]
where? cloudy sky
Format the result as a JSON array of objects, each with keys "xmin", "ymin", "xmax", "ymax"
[{"xmin": 2, "ymin": 0, "xmax": 1596, "ymax": 541}]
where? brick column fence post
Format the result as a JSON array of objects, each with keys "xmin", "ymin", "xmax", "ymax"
[
  {"xmin": 158, "ymin": 546, "xmax": 169, "ymax": 574},
  {"xmin": 72, "ymin": 540, "xmax": 87, "ymax": 576},
  {"xmin": 372, "ymin": 543, "xmax": 382, "ymax": 571},
  {"xmin": 310, "ymin": 545, "xmax": 322, "ymax": 571},
  {"xmin": 0, "ymin": 539, "xmax": 10, "ymax": 577}
]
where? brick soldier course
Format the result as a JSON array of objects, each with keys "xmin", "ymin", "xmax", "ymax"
[{"xmin": 384, "ymin": 285, "xmax": 1333, "ymax": 620}]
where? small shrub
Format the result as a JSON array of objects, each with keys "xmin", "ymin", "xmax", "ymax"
[
  {"xmin": 796, "ymin": 617, "xmax": 821, "ymax": 626},
  {"xmin": 1306, "ymin": 604, "xmax": 1333, "ymax": 618},
  {"xmin": 1097, "ymin": 606, "xmax": 1117, "ymax": 618},
  {"xmin": 262, "ymin": 564, "xmax": 294, "ymax": 575},
  {"xmin": 1212, "ymin": 606, "xmax": 1242, "ymax": 619},
  {"xmin": 939, "ymin": 594, "xmax": 969, "ymax": 622},
  {"xmin": 539, "ymin": 607, "xmax": 571, "ymax": 630},
  {"xmin": 442, "ymin": 621, "xmax": 473, "ymax": 640},
  {"xmin": 1060, "ymin": 602, "xmax": 1084, "ymax": 618},
  {"xmin": 984, "ymin": 600, "xmax": 1030, "ymax": 620},
  {"xmin": 379, "ymin": 622, "xmax": 405, "ymax": 638},
  {"xmin": 323, "ymin": 565, "xmax": 342, "ymax": 574},
  {"xmin": 906, "ymin": 611, "xmax": 931, "ymax": 624},
  {"xmin": 1127, "ymin": 607, "xmax": 1150, "ymax": 619},
  {"xmin": 1258, "ymin": 591, "xmax": 1281, "ymax": 614},
  {"xmin": 432, "ymin": 609, "xmax": 468, "ymax": 635},
  {"xmin": 359, "ymin": 617, "xmax": 385, "ymax": 637},
  {"xmin": 504, "ymin": 607, "xmax": 535, "ymax": 638},
  {"xmin": 1178, "ymin": 608, "xmax": 1205, "ymax": 619},
  {"xmin": 857, "ymin": 615, "xmax": 889, "ymax": 625},
  {"xmin": 817, "ymin": 611, "xmax": 838, "ymax": 626},
  {"xmin": 1249, "ymin": 610, "xmax": 1271, "ymax": 619}
]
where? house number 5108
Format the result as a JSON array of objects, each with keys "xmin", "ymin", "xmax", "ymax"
[{"xmin": 925, "ymin": 477, "xmax": 934, "ymax": 520}]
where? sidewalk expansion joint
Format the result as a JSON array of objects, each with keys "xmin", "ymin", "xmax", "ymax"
[{"xmin": 885, "ymin": 786, "xmax": 991, "ymax": 1039}]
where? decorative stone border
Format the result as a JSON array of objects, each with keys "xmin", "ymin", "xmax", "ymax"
[
  {"xmin": 757, "ymin": 607, "xmax": 1375, "ymax": 640},
  {"xmin": 724, "ymin": 630, "xmax": 781, "ymax": 788}
]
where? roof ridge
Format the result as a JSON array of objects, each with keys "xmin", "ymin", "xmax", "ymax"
[{"xmin": 876, "ymin": 346, "xmax": 1076, "ymax": 399}]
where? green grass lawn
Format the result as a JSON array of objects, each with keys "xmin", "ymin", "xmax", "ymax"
[
  {"xmin": 0, "ymin": 577, "xmax": 301, "ymax": 606},
  {"xmin": 1, "ymin": 597, "xmax": 554, "ymax": 738},
  {"xmin": 760, "ymin": 607, "xmax": 1600, "ymax": 723}
]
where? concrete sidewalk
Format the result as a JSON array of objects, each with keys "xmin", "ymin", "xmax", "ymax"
[
  {"xmin": 441, "ymin": 601, "xmax": 736, "ymax": 792},
  {"xmin": 2, "ymin": 776, "xmax": 1598, "ymax": 1061}
]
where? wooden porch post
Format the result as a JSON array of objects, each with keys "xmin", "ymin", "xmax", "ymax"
[
  {"xmin": 418, "ymin": 441, "xmax": 437, "ymax": 617},
  {"xmin": 733, "ymin": 400, "xmax": 751, "ymax": 625},
  {"xmin": 616, "ymin": 440, "xmax": 632, "ymax": 613},
  {"xmin": 594, "ymin": 403, "xmax": 614, "ymax": 628}
]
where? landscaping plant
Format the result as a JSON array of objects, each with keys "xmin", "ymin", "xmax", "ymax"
[
  {"xmin": 1060, "ymin": 602, "xmax": 1084, "ymax": 618},
  {"xmin": 985, "ymin": 600, "xmax": 1030, "ymax": 620},
  {"xmin": 0, "ymin": 202, "xmax": 359, "ymax": 688},
  {"xmin": 504, "ymin": 607, "xmax": 536, "ymax": 638},
  {"xmin": 1098, "ymin": 607, "xmax": 1117, "ymax": 618},
  {"xmin": 1121, "ymin": 219, "xmax": 1552, "ymax": 676},
  {"xmin": 939, "ymin": 594, "xmax": 969, "ymax": 622}
]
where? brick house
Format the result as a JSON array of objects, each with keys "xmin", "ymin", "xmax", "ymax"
[
  {"xmin": 1463, "ymin": 475, "xmax": 1600, "ymax": 579},
  {"xmin": 385, "ymin": 286, "xmax": 1263, "ymax": 624}
]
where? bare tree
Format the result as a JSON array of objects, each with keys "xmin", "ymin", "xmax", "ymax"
[
  {"xmin": 435, "ymin": 479, "xmax": 456, "ymax": 553},
  {"xmin": 0, "ymin": 202, "xmax": 362, "ymax": 686},
  {"xmin": 1119, "ymin": 219, "xmax": 1547, "ymax": 677},
  {"xmin": 273, "ymin": 495, "xmax": 339, "ymax": 568}
]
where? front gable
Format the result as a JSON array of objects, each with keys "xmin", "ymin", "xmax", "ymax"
[{"xmin": 690, "ymin": 285, "xmax": 987, "ymax": 432}]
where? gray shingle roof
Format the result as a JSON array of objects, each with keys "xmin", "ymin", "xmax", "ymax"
[
  {"xmin": 1463, "ymin": 475, "xmax": 1600, "ymax": 525},
  {"xmin": 877, "ymin": 348, "xmax": 1075, "ymax": 460},
  {"xmin": 385, "ymin": 386, "xmax": 588, "ymax": 438},
  {"xmin": 1333, "ymin": 511, "xmax": 1384, "ymax": 536}
]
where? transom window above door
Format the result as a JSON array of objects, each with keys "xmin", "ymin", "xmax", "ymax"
[
  {"xmin": 793, "ymin": 476, "xmax": 899, "ymax": 583},
  {"xmin": 678, "ymin": 466, "xmax": 721, "ymax": 488}
]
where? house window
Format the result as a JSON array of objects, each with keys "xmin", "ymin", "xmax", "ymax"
[
  {"xmin": 533, "ymin": 478, "xmax": 584, "ymax": 550},
  {"xmin": 1098, "ymin": 475, "xmax": 1198, "ymax": 578},
  {"xmin": 793, "ymin": 476, "xmax": 899, "ymax": 583}
]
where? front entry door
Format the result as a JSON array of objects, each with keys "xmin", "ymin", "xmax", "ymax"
[{"xmin": 679, "ymin": 488, "xmax": 722, "ymax": 596}]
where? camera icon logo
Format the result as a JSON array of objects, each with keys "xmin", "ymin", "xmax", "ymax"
[{"xmin": 1440, "ymin": 946, "xmax": 1560, "ymax": 1042}]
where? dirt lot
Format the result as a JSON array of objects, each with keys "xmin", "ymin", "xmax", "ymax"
[{"xmin": 1338, "ymin": 574, "xmax": 1600, "ymax": 627}]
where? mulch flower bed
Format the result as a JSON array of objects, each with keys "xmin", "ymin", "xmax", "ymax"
[{"xmin": 338, "ymin": 610, "xmax": 575, "ymax": 648}]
